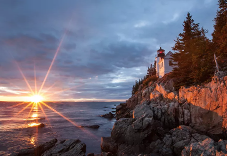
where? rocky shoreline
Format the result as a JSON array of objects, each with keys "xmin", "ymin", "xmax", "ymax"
[
  {"xmin": 12, "ymin": 72, "xmax": 227, "ymax": 156},
  {"xmin": 100, "ymin": 72, "xmax": 227, "ymax": 156}
]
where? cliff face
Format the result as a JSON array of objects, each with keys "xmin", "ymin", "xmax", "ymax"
[
  {"xmin": 179, "ymin": 75, "xmax": 227, "ymax": 134},
  {"xmin": 102, "ymin": 72, "xmax": 227, "ymax": 156},
  {"xmin": 125, "ymin": 72, "xmax": 227, "ymax": 135}
]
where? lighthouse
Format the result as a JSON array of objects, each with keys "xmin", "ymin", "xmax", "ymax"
[{"xmin": 155, "ymin": 47, "xmax": 174, "ymax": 78}]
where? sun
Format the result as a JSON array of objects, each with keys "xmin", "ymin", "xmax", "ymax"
[{"xmin": 29, "ymin": 95, "xmax": 44, "ymax": 103}]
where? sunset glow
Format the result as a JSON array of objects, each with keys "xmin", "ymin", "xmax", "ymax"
[
  {"xmin": 3, "ymin": 25, "xmax": 99, "ymax": 142},
  {"xmin": 29, "ymin": 95, "xmax": 44, "ymax": 103}
]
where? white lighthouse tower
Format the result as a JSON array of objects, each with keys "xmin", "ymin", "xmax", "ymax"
[{"xmin": 155, "ymin": 47, "xmax": 174, "ymax": 78}]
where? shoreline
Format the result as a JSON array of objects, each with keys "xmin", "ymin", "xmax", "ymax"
[{"xmin": 9, "ymin": 72, "xmax": 227, "ymax": 156}]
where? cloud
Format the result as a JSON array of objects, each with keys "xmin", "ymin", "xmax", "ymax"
[{"xmin": 0, "ymin": 0, "xmax": 219, "ymax": 101}]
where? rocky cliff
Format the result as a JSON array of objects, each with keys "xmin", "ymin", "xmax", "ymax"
[
  {"xmin": 126, "ymin": 72, "xmax": 227, "ymax": 135},
  {"xmin": 102, "ymin": 72, "xmax": 227, "ymax": 156}
]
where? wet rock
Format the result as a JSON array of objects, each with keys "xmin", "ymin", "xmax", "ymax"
[
  {"xmin": 11, "ymin": 139, "xmax": 58, "ymax": 156},
  {"xmin": 28, "ymin": 123, "xmax": 45, "ymax": 129},
  {"xmin": 100, "ymin": 112, "xmax": 114, "ymax": 119},
  {"xmin": 80, "ymin": 125, "xmax": 100, "ymax": 129},
  {"xmin": 11, "ymin": 139, "xmax": 86, "ymax": 156},
  {"xmin": 38, "ymin": 123, "xmax": 45, "ymax": 128},
  {"xmin": 43, "ymin": 139, "xmax": 86, "ymax": 156}
]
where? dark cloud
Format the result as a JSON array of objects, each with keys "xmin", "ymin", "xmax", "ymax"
[{"xmin": 0, "ymin": 0, "xmax": 218, "ymax": 101}]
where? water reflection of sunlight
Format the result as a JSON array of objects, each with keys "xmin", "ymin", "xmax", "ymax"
[
  {"xmin": 31, "ymin": 113, "xmax": 38, "ymax": 118},
  {"xmin": 33, "ymin": 105, "xmax": 38, "ymax": 111},
  {"xmin": 27, "ymin": 108, "xmax": 40, "ymax": 127},
  {"xmin": 30, "ymin": 136, "xmax": 35, "ymax": 146},
  {"xmin": 28, "ymin": 123, "xmax": 41, "ymax": 127}
]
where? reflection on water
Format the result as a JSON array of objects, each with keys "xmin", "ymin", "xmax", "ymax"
[
  {"xmin": 30, "ymin": 136, "xmax": 35, "ymax": 146},
  {"xmin": 31, "ymin": 113, "xmax": 38, "ymax": 118},
  {"xmin": 28, "ymin": 123, "xmax": 41, "ymax": 127},
  {"xmin": 0, "ymin": 102, "xmax": 118, "ymax": 155},
  {"xmin": 27, "ymin": 106, "xmax": 41, "ymax": 128}
]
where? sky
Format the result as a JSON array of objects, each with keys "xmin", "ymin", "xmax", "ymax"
[{"xmin": 0, "ymin": 0, "xmax": 219, "ymax": 102}]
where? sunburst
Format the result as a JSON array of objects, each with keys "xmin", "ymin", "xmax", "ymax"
[
  {"xmin": 9, "ymin": 27, "xmax": 98, "ymax": 144},
  {"xmin": 28, "ymin": 95, "xmax": 44, "ymax": 103}
]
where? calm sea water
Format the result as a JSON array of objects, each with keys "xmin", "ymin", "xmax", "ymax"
[{"xmin": 0, "ymin": 102, "xmax": 119, "ymax": 155}]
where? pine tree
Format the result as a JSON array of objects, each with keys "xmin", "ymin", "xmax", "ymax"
[
  {"xmin": 212, "ymin": 0, "xmax": 227, "ymax": 70},
  {"xmin": 191, "ymin": 28, "xmax": 214, "ymax": 84},
  {"xmin": 132, "ymin": 85, "xmax": 135, "ymax": 95},
  {"xmin": 171, "ymin": 12, "xmax": 214, "ymax": 89},
  {"xmin": 171, "ymin": 13, "xmax": 200, "ymax": 89}
]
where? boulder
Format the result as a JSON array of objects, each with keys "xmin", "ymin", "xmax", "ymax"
[
  {"xmin": 116, "ymin": 103, "xmax": 131, "ymax": 120},
  {"xmin": 100, "ymin": 112, "xmax": 114, "ymax": 119},
  {"xmin": 111, "ymin": 118, "xmax": 134, "ymax": 143},
  {"xmin": 111, "ymin": 116, "xmax": 161, "ymax": 147},
  {"xmin": 132, "ymin": 117, "xmax": 153, "ymax": 131},
  {"xmin": 12, "ymin": 139, "xmax": 87, "ymax": 156},
  {"xmin": 173, "ymin": 139, "xmax": 190, "ymax": 156},
  {"xmin": 149, "ymin": 139, "xmax": 164, "ymax": 153},
  {"xmin": 150, "ymin": 91, "xmax": 162, "ymax": 101},
  {"xmin": 170, "ymin": 125, "xmax": 196, "ymax": 144},
  {"xmin": 11, "ymin": 139, "xmax": 57, "ymax": 156},
  {"xmin": 80, "ymin": 125, "xmax": 100, "ymax": 129},
  {"xmin": 181, "ymin": 138, "xmax": 216, "ymax": 156},
  {"xmin": 133, "ymin": 104, "xmax": 153, "ymax": 119},
  {"xmin": 43, "ymin": 139, "xmax": 86, "ymax": 156},
  {"xmin": 218, "ymin": 139, "xmax": 227, "ymax": 154},
  {"xmin": 101, "ymin": 137, "xmax": 117, "ymax": 153}
]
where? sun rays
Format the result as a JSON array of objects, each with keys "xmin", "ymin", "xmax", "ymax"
[
  {"xmin": 28, "ymin": 95, "xmax": 44, "ymax": 103},
  {"xmin": 7, "ymin": 27, "xmax": 98, "ymax": 143}
]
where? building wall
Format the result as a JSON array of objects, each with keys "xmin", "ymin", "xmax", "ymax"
[
  {"xmin": 164, "ymin": 58, "xmax": 174, "ymax": 75},
  {"xmin": 158, "ymin": 58, "xmax": 165, "ymax": 78},
  {"xmin": 155, "ymin": 53, "xmax": 174, "ymax": 78},
  {"xmin": 155, "ymin": 57, "xmax": 160, "ymax": 77}
]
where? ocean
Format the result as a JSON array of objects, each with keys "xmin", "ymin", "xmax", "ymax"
[{"xmin": 0, "ymin": 102, "xmax": 119, "ymax": 155}]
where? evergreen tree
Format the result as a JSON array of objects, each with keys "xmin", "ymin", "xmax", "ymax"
[
  {"xmin": 191, "ymin": 28, "xmax": 214, "ymax": 83},
  {"xmin": 132, "ymin": 85, "xmax": 135, "ymax": 95},
  {"xmin": 171, "ymin": 13, "xmax": 200, "ymax": 89},
  {"xmin": 212, "ymin": 0, "xmax": 227, "ymax": 70},
  {"xmin": 171, "ymin": 12, "xmax": 214, "ymax": 89}
]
